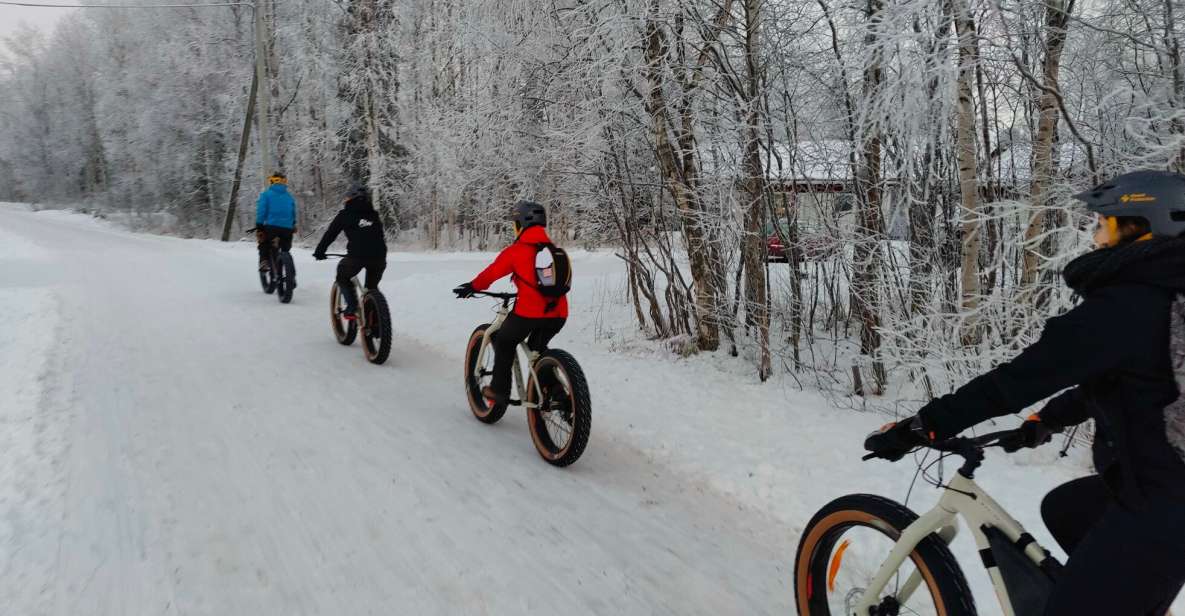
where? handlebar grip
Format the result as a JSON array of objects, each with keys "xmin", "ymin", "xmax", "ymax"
[{"xmin": 862, "ymin": 452, "xmax": 879, "ymax": 461}]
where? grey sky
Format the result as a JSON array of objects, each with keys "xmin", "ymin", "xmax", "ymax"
[{"xmin": 0, "ymin": 4, "xmax": 75, "ymax": 43}]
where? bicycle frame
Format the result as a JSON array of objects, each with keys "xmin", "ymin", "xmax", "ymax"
[
  {"xmin": 324, "ymin": 253, "xmax": 370, "ymax": 329},
  {"xmin": 853, "ymin": 470, "xmax": 1054, "ymax": 616},
  {"xmin": 346, "ymin": 277, "xmax": 369, "ymax": 330},
  {"xmin": 472, "ymin": 301, "xmax": 545, "ymax": 409},
  {"xmin": 268, "ymin": 235, "xmax": 287, "ymax": 257}
]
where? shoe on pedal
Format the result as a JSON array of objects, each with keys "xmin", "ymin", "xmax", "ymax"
[
  {"xmin": 341, "ymin": 307, "xmax": 357, "ymax": 321},
  {"xmin": 481, "ymin": 386, "xmax": 508, "ymax": 406}
]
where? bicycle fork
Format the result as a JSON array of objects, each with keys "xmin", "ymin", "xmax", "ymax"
[{"xmin": 853, "ymin": 505, "xmax": 960, "ymax": 615}]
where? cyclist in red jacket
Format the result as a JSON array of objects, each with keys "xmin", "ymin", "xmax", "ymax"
[{"xmin": 454, "ymin": 201, "xmax": 568, "ymax": 405}]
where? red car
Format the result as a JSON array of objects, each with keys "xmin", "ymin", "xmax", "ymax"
[
  {"xmin": 766, "ymin": 226, "xmax": 840, "ymax": 263},
  {"xmin": 767, "ymin": 230, "xmax": 788, "ymax": 262}
]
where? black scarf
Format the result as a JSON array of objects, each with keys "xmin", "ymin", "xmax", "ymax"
[{"xmin": 1062, "ymin": 236, "xmax": 1185, "ymax": 294}]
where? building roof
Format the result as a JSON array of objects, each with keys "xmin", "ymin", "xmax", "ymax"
[{"xmin": 702, "ymin": 140, "xmax": 856, "ymax": 183}]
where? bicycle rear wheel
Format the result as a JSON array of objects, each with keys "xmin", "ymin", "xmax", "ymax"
[
  {"xmin": 526, "ymin": 349, "xmax": 591, "ymax": 467},
  {"xmin": 361, "ymin": 290, "xmax": 392, "ymax": 365},
  {"xmin": 794, "ymin": 494, "xmax": 976, "ymax": 616},
  {"xmin": 330, "ymin": 282, "xmax": 357, "ymax": 345},
  {"xmin": 463, "ymin": 324, "xmax": 505, "ymax": 424}
]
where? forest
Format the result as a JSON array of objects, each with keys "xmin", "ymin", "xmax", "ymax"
[{"xmin": 2, "ymin": 0, "xmax": 1183, "ymax": 398}]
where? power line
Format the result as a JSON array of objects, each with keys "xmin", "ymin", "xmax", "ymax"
[{"xmin": 0, "ymin": 0, "xmax": 251, "ymax": 7}]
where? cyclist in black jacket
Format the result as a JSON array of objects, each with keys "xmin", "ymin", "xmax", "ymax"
[
  {"xmin": 313, "ymin": 185, "xmax": 387, "ymax": 319},
  {"xmin": 867, "ymin": 170, "xmax": 1185, "ymax": 616}
]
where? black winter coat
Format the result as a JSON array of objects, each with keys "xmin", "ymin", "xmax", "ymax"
[
  {"xmin": 918, "ymin": 237, "xmax": 1185, "ymax": 507},
  {"xmin": 314, "ymin": 196, "xmax": 387, "ymax": 259}
]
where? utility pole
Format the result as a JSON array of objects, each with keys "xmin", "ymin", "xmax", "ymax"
[
  {"xmin": 253, "ymin": 0, "xmax": 271, "ymax": 179},
  {"xmin": 221, "ymin": 1, "xmax": 270, "ymax": 241},
  {"xmin": 220, "ymin": 70, "xmax": 258, "ymax": 241}
]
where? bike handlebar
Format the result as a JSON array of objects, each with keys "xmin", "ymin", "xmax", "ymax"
[
  {"xmin": 471, "ymin": 291, "xmax": 518, "ymax": 300},
  {"xmin": 864, "ymin": 427, "xmax": 1025, "ymax": 478}
]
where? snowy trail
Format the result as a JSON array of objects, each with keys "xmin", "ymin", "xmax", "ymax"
[{"xmin": 0, "ymin": 206, "xmax": 790, "ymax": 615}]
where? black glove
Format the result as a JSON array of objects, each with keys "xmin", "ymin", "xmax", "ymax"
[
  {"xmin": 998, "ymin": 416, "xmax": 1057, "ymax": 453},
  {"xmin": 453, "ymin": 282, "xmax": 475, "ymax": 298},
  {"xmin": 864, "ymin": 415, "xmax": 931, "ymax": 462},
  {"xmin": 313, "ymin": 252, "xmax": 327, "ymax": 261}
]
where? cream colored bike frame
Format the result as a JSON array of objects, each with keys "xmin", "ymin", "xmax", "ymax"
[
  {"xmin": 472, "ymin": 301, "xmax": 544, "ymax": 410},
  {"xmin": 341, "ymin": 277, "xmax": 371, "ymax": 331},
  {"xmin": 852, "ymin": 471, "xmax": 1053, "ymax": 616}
]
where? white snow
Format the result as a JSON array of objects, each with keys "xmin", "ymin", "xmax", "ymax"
[
  {"xmin": 0, "ymin": 203, "xmax": 1181, "ymax": 614},
  {"xmin": 0, "ymin": 204, "xmax": 67, "ymax": 615}
]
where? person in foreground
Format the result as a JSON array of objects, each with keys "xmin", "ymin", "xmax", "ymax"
[
  {"xmin": 256, "ymin": 172, "xmax": 297, "ymax": 272},
  {"xmin": 866, "ymin": 170, "xmax": 1185, "ymax": 615},
  {"xmin": 312, "ymin": 184, "xmax": 387, "ymax": 319},
  {"xmin": 453, "ymin": 201, "xmax": 569, "ymax": 406}
]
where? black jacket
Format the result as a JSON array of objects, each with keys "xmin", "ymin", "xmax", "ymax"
[
  {"xmin": 314, "ymin": 196, "xmax": 387, "ymax": 259},
  {"xmin": 919, "ymin": 237, "xmax": 1185, "ymax": 507}
]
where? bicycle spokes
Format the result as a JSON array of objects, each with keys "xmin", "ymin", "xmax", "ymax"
[
  {"xmin": 477, "ymin": 348, "xmax": 495, "ymax": 389},
  {"xmin": 537, "ymin": 366, "xmax": 574, "ymax": 443},
  {"xmin": 822, "ymin": 527, "xmax": 937, "ymax": 616},
  {"xmin": 365, "ymin": 304, "xmax": 380, "ymax": 337}
]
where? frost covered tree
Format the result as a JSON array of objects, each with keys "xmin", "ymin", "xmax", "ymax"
[{"xmin": 3, "ymin": 0, "xmax": 1185, "ymax": 391}]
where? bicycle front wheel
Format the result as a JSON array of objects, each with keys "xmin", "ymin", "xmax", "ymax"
[
  {"xmin": 330, "ymin": 282, "xmax": 357, "ymax": 345},
  {"xmin": 526, "ymin": 349, "xmax": 591, "ymax": 467},
  {"xmin": 259, "ymin": 268, "xmax": 274, "ymax": 294},
  {"xmin": 463, "ymin": 324, "xmax": 505, "ymax": 424},
  {"xmin": 361, "ymin": 290, "xmax": 392, "ymax": 365},
  {"xmin": 794, "ymin": 494, "xmax": 976, "ymax": 616}
]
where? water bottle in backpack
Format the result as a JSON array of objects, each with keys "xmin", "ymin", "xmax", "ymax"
[{"xmin": 533, "ymin": 243, "xmax": 571, "ymax": 311}]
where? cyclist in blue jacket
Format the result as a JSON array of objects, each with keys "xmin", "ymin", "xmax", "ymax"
[{"xmin": 256, "ymin": 172, "xmax": 297, "ymax": 272}]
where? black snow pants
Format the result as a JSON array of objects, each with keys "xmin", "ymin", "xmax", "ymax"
[
  {"xmin": 336, "ymin": 256, "xmax": 386, "ymax": 313},
  {"xmin": 1041, "ymin": 475, "xmax": 1185, "ymax": 615},
  {"xmin": 257, "ymin": 225, "xmax": 294, "ymax": 262},
  {"xmin": 489, "ymin": 313, "xmax": 565, "ymax": 398}
]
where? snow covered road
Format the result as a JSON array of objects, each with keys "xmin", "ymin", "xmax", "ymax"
[
  {"xmin": 5, "ymin": 204, "xmax": 1181, "ymax": 615},
  {"xmin": 0, "ymin": 205, "xmax": 790, "ymax": 615}
]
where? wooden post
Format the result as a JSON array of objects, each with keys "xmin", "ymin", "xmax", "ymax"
[{"xmin": 221, "ymin": 70, "xmax": 258, "ymax": 242}]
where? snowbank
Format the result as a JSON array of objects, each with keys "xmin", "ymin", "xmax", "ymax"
[{"xmin": 0, "ymin": 209, "xmax": 67, "ymax": 614}]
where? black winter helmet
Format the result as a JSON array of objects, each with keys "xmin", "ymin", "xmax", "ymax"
[
  {"xmin": 513, "ymin": 200, "xmax": 547, "ymax": 233},
  {"xmin": 345, "ymin": 183, "xmax": 370, "ymax": 202},
  {"xmin": 1072, "ymin": 170, "xmax": 1185, "ymax": 238}
]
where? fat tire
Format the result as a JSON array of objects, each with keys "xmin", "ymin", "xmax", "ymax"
[
  {"xmin": 361, "ymin": 290, "xmax": 393, "ymax": 365},
  {"xmin": 794, "ymin": 493, "xmax": 977, "ymax": 616},
  {"xmin": 330, "ymin": 282, "xmax": 357, "ymax": 346},
  {"xmin": 464, "ymin": 324, "xmax": 506, "ymax": 424},
  {"xmin": 277, "ymin": 252, "xmax": 295, "ymax": 304},
  {"xmin": 527, "ymin": 349, "xmax": 591, "ymax": 467},
  {"xmin": 259, "ymin": 269, "xmax": 274, "ymax": 294}
]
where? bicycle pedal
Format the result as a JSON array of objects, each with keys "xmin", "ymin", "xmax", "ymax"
[{"xmin": 508, "ymin": 399, "xmax": 523, "ymax": 406}]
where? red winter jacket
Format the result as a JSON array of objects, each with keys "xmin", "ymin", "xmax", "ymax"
[{"xmin": 471, "ymin": 226, "xmax": 569, "ymax": 319}]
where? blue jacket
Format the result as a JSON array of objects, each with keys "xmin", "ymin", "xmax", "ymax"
[{"xmin": 256, "ymin": 184, "xmax": 296, "ymax": 229}]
